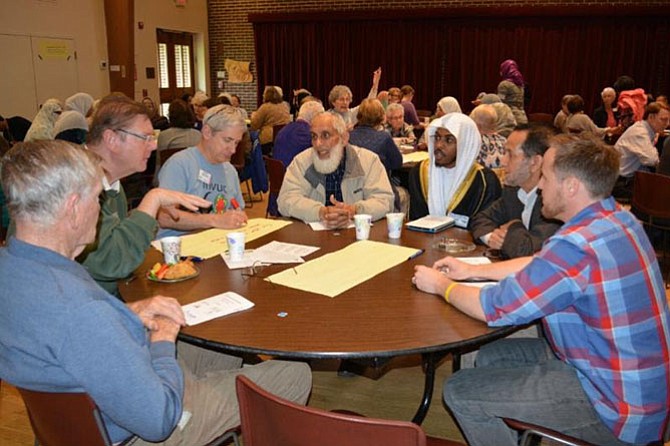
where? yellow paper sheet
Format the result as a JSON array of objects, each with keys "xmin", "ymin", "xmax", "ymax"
[
  {"xmin": 265, "ymin": 240, "xmax": 421, "ymax": 298},
  {"xmin": 402, "ymin": 151, "xmax": 429, "ymax": 164},
  {"xmin": 177, "ymin": 219, "xmax": 292, "ymax": 259}
]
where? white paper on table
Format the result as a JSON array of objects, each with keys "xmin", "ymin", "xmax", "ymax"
[
  {"xmin": 459, "ymin": 281, "xmax": 498, "ymax": 289},
  {"xmin": 182, "ymin": 292, "xmax": 254, "ymax": 326},
  {"xmin": 308, "ymin": 221, "xmax": 355, "ymax": 231},
  {"xmin": 255, "ymin": 240, "xmax": 320, "ymax": 258},
  {"xmin": 221, "ymin": 249, "xmax": 305, "ymax": 269},
  {"xmin": 455, "ymin": 256, "xmax": 492, "ymax": 265},
  {"xmin": 454, "ymin": 256, "xmax": 496, "ymax": 286}
]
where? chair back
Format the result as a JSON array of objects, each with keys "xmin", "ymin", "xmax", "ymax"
[
  {"xmin": 632, "ymin": 171, "xmax": 670, "ymax": 222},
  {"xmin": 235, "ymin": 375, "xmax": 427, "ymax": 446},
  {"xmin": 17, "ymin": 387, "xmax": 113, "ymax": 446},
  {"xmin": 272, "ymin": 124, "xmax": 287, "ymax": 143},
  {"xmin": 527, "ymin": 112, "xmax": 554, "ymax": 125},
  {"xmin": 263, "ymin": 156, "xmax": 286, "ymax": 217}
]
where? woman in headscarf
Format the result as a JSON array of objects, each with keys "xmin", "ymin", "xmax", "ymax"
[
  {"xmin": 497, "ymin": 59, "xmax": 528, "ymax": 125},
  {"xmin": 24, "ymin": 98, "xmax": 62, "ymax": 142},
  {"xmin": 436, "ymin": 96, "xmax": 463, "ymax": 117},
  {"xmin": 53, "ymin": 92, "xmax": 94, "ymax": 144},
  {"xmin": 408, "ymin": 113, "xmax": 501, "ymax": 223}
]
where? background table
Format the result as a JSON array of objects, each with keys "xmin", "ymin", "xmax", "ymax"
[{"xmin": 120, "ymin": 220, "xmax": 516, "ymax": 423}]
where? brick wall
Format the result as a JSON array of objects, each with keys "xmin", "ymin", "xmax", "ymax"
[{"xmin": 207, "ymin": 0, "xmax": 668, "ymax": 112}]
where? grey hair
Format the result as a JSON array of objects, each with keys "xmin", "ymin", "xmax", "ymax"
[
  {"xmin": 386, "ymin": 103, "xmax": 405, "ymax": 116},
  {"xmin": 298, "ymin": 101, "xmax": 325, "ymax": 123},
  {"xmin": 315, "ymin": 112, "xmax": 347, "ymax": 138},
  {"xmin": 1, "ymin": 140, "xmax": 102, "ymax": 225},
  {"xmin": 328, "ymin": 85, "xmax": 353, "ymax": 106},
  {"xmin": 601, "ymin": 87, "xmax": 615, "ymax": 97},
  {"xmin": 202, "ymin": 104, "xmax": 246, "ymax": 132},
  {"xmin": 469, "ymin": 104, "xmax": 498, "ymax": 133}
]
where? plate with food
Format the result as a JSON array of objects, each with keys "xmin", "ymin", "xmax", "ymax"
[{"xmin": 147, "ymin": 259, "xmax": 200, "ymax": 283}]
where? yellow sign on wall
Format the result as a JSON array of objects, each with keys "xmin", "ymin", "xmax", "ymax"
[{"xmin": 37, "ymin": 39, "xmax": 72, "ymax": 60}]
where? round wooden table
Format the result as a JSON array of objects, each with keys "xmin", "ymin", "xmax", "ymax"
[{"xmin": 119, "ymin": 220, "xmax": 515, "ymax": 423}]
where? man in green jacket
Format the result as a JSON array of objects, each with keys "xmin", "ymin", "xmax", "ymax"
[{"xmin": 79, "ymin": 96, "xmax": 209, "ymax": 295}]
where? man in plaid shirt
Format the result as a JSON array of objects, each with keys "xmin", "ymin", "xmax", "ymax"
[{"xmin": 413, "ymin": 134, "xmax": 670, "ymax": 445}]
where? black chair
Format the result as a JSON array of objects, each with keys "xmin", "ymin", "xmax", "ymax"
[
  {"xmin": 263, "ymin": 155, "xmax": 286, "ymax": 217},
  {"xmin": 504, "ymin": 417, "xmax": 670, "ymax": 446}
]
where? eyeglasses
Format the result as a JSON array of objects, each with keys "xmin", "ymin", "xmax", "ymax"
[
  {"xmin": 432, "ymin": 134, "xmax": 457, "ymax": 145},
  {"xmin": 115, "ymin": 128, "xmax": 157, "ymax": 143}
]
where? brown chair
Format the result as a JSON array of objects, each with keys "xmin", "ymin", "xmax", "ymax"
[
  {"xmin": 263, "ymin": 155, "xmax": 286, "ymax": 217},
  {"xmin": 416, "ymin": 109, "xmax": 433, "ymax": 119},
  {"xmin": 632, "ymin": 171, "xmax": 670, "ymax": 283},
  {"xmin": 504, "ymin": 417, "xmax": 670, "ymax": 446},
  {"xmin": 527, "ymin": 112, "xmax": 554, "ymax": 125},
  {"xmin": 18, "ymin": 387, "xmax": 239, "ymax": 446},
  {"xmin": 235, "ymin": 375, "xmax": 461, "ymax": 446}
]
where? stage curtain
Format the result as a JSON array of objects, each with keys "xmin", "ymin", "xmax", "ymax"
[{"xmin": 252, "ymin": 12, "xmax": 669, "ymax": 115}]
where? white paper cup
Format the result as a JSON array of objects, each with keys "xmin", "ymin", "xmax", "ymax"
[
  {"xmin": 160, "ymin": 236, "xmax": 181, "ymax": 264},
  {"xmin": 354, "ymin": 214, "xmax": 372, "ymax": 240},
  {"xmin": 386, "ymin": 212, "xmax": 405, "ymax": 239},
  {"xmin": 226, "ymin": 232, "xmax": 246, "ymax": 262}
]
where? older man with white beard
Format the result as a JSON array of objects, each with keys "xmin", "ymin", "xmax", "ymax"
[{"xmin": 277, "ymin": 112, "xmax": 394, "ymax": 228}]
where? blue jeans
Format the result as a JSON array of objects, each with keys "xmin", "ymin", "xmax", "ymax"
[{"xmin": 443, "ymin": 338, "xmax": 635, "ymax": 446}]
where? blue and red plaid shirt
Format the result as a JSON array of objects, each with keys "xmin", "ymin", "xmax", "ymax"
[{"xmin": 481, "ymin": 197, "xmax": 670, "ymax": 444}]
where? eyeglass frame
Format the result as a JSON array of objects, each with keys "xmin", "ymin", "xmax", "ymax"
[{"xmin": 115, "ymin": 128, "xmax": 157, "ymax": 143}]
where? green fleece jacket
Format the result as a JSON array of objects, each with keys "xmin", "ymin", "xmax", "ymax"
[{"xmin": 78, "ymin": 186, "xmax": 157, "ymax": 295}]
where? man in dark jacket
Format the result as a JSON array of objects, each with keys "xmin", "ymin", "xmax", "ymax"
[{"xmin": 470, "ymin": 125, "xmax": 560, "ymax": 258}]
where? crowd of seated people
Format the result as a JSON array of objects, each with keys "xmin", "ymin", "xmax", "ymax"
[{"xmin": 2, "ymin": 63, "xmax": 670, "ymax": 446}]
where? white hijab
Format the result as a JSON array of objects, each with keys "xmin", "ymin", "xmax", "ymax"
[
  {"xmin": 426, "ymin": 113, "xmax": 481, "ymax": 216},
  {"xmin": 437, "ymin": 96, "xmax": 462, "ymax": 115}
]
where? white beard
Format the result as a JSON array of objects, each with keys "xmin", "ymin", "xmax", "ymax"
[{"xmin": 312, "ymin": 143, "xmax": 345, "ymax": 174}]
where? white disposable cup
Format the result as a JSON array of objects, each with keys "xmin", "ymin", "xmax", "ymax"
[
  {"xmin": 423, "ymin": 116, "xmax": 430, "ymax": 125},
  {"xmin": 386, "ymin": 212, "xmax": 405, "ymax": 239},
  {"xmin": 354, "ymin": 214, "xmax": 372, "ymax": 240},
  {"xmin": 160, "ymin": 236, "xmax": 181, "ymax": 264},
  {"xmin": 226, "ymin": 232, "xmax": 246, "ymax": 262}
]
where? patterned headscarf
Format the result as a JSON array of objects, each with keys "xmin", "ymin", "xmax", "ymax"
[{"xmin": 500, "ymin": 59, "xmax": 525, "ymax": 87}]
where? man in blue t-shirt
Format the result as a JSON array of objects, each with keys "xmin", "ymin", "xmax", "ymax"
[{"xmin": 157, "ymin": 105, "xmax": 249, "ymax": 238}]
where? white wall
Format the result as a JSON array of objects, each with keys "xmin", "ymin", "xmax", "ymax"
[
  {"xmin": 134, "ymin": 0, "xmax": 209, "ymax": 105},
  {"xmin": 0, "ymin": 0, "xmax": 109, "ymax": 118}
]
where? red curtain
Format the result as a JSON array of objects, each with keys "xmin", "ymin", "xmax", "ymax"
[{"xmin": 252, "ymin": 10, "xmax": 670, "ymax": 115}]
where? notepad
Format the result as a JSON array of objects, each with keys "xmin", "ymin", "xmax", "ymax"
[{"xmin": 405, "ymin": 215, "xmax": 455, "ymax": 233}]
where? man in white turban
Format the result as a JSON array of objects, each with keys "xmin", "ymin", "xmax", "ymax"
[{"xmin": 408, "ymin": 113, "xmax": 501, "ymax": 227}]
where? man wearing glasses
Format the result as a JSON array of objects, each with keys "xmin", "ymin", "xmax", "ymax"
[
  {"xmin": 156, "ymin": 104, "xmax": 249, "ymax": 238},
  {"xmin": 408, "ymin": 113, "xmax": 501, "ymax": 225},
  {"xmin": 81, "ymin": 96, "xmax": 210, "ymax": 295}
]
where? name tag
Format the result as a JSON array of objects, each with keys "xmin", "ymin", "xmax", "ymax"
[
  {"xmin": 198, "ymin": 169, "xmax": 212, "ymax": 185},
  {"xmin": 448, "ymin": 212, "xmax": 469, "ymax": 229}
]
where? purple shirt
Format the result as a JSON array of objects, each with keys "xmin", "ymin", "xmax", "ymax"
[{"xmin": 273, "ymin": 119, "xmax": 312, "ymax": 168}]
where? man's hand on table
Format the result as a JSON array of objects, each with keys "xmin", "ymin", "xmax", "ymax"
[
  {"xmin": 128, "ymin": 295, "xmax": 186, "ymax": 331},
  {"xmin": 487, "ymin": 220, "xmax": 519, "ymax": 250},
  {"xmin": 209, "ymin": 209, "xmax": 248, "ymax": 229},
  {"xmin": 149, "ymin": 315, "xmax": 181, "ymax": 343},
  {"xmin": 413, "ymin": 265, "xmax": 452, "ymax": 297},
  {"xmin": 319, "ymin": 194, "xmax": 355, "ymax": 229}
]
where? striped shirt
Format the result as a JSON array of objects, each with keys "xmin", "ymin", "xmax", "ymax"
[{"xmin": 481, "ymin": 197, "xmax": 670, "ymax": 444}]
